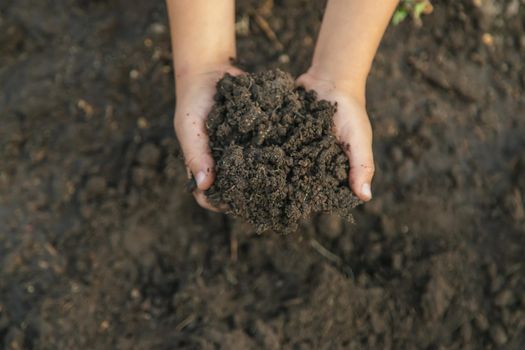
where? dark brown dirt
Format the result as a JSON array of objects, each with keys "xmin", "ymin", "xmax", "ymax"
[
  {"xmin": 206, "ymin": 70, "xmax": 360, "ymax": 233},
  {"xmin": 1, "ymin": 0, "xmax": 525, "ymax": 349}
]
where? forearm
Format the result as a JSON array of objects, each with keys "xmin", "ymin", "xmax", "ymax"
[
  {"xmin": 166, "ymin": 0, "xmax": 236, "ymax": 87},
  {"xmin": 309, "ymin": 0, "xmax": 399, "ymax": 98}
]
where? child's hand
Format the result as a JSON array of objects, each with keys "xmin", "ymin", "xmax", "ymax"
[
  {"xmin": 174, "ymin": 65, "xmax": 243, "ymax": 211},
  {"xmin": 297, "ymin": 71, "xmax": 374, "ymax": 201}
]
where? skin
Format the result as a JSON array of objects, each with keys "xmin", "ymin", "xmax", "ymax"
[{"xmin": 166, "ymin": 0, "xmax": 399, "ymax": 210}]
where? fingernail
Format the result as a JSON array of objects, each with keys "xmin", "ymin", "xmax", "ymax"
[
  {"xmin": 195, "ymin": 171, "xmax": 206, "ymax": 187},
  {"xmin": 361, "ymin": 183, "xmax": 372, "ymax": 200}
]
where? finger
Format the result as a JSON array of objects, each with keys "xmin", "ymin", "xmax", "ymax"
[
  {"xmin": 174, "ymin": 113, "xmax": 215, "ymax": 191},
  {"xmin": 193, "ymin": 190, "xmax": 222, "ymax": 212},
  {"xmin": 337, "ymin": 116, "xmax": 375, "ymax": 201}
]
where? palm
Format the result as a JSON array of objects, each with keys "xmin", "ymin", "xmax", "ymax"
[
  {"xmin": 174, "ymin": 65, "xmax": 244, "ymax": 211},
  {"xmin": 297, "ymin": 73, "xmax": 374, "ymax": 201}
]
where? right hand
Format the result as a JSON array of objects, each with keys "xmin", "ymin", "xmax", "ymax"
[
  {"xmin": 174, "ymin": 64, "xmax": 243, "ymax": 211},
  {"xmin": 297, "ymin": 70, "xmax": 375, "ymax": 201}
]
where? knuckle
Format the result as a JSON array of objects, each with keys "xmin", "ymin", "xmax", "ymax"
[
  {"xmin": 184, "ymin": 154, "xmax": 199, "ymax": 169},
  {"xmin": 352, "ymin": 162, "xmax": 375, "ymax": 175}
]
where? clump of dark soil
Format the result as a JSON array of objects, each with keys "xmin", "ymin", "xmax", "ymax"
[{"xmin": 206, "ymin": 70, "xmax": 361, "ymax": 233}]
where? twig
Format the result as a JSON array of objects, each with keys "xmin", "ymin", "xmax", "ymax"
[
  {"xmin": 309, "ymin": 238, "xmax": 355, "ymax": 280},
  {"xmin": 309, "ymin": 238, "xmax": 342, "ymax": 266},
  {"xmin": 251, "ymin": 12, "xmax": 284, "ymax": 51},
  {"xmin": 175, "ymin": 314, "xmax": 196, "ymax": 332}
]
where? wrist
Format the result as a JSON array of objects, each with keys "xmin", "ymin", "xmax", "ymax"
[
  {"xmin": 175, "ymin": 61, "xmax": 237, "ymax": 97},
  {"xmin": 305, "ymin": 65, "xmax": 367, "ymax": 104},
  {"xmin": 175, "ymin": 60, "xmax": 234, "ymax": 82}
]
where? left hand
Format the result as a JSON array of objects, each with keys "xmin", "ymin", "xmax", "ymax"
[{"xmin": 297, "ymin": 71, "xmax": 375, "ymax": 201}]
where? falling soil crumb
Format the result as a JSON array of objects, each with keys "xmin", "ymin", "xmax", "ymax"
[{"xmin": 206, "ymin": 69, "xmax": 361, "ymax": 233}]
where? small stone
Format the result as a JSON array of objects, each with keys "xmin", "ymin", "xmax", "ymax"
[
  {"xmin": 99, "ymin": 320, "xmax": 110, "ymax": 331},
  {"xmin": 303, "ymin": 35, "xmax": 313, "ymax": 46},
  {"xmin": 482, "ymin": 33, "xmax": 494, "ymax": 46},
  {"xmin": 149, "ymin": 23, "xmax": 166, "ymax": 35},
  {"xmin": 278, "ymin": 54, "xmax": 290, "ymax": 64},
  {"xmin": 77, "ymin": 99, "xmax": 94, "ymax": 118},
  {"xmin": 130, "ymin": 288, "xmax": 141, "ymax": 299},
  {"xmin": 144, "ymin": 38, "xmax": 153, "ymax": 48},
  {"xmin": 129, "ymin": 69, "xmax": 140, "ymax": 79},
  {"xmin": 137, "ymin": 117, "xmax": 149, "ymax": 129},
  {"xmin": 235, "ymin": 14, "xmax": 250, "ymax": 36}
]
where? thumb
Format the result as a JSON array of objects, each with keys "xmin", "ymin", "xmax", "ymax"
[
  {"xmin": 337, "ymin": 117, "xmax": 375, "ymax": 201},
  {"xmin": 174, "ymin": 113, "xmax": 215, "ymax": 191}
]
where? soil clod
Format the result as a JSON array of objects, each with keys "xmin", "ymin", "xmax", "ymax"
[{"xmin": 206, "ymin": 70, "xmax": 361, "ymax": 233}]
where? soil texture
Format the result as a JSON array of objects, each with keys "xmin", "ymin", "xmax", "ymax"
[
  {"xmin": 1, "ymin": 0, "xmax": 525, "ymax": 349},
  {"xmin": 207, "ymin": 70, "xmax": 360, "ymax": 233}
]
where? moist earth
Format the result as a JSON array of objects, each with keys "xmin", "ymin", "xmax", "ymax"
[
  {"xmin": 1, "ymin": 0, "xmax": 525, "ymax": 349},
  {"xmin": 206, "ymin": 70, "xmax": 360, "ymax": 233}
]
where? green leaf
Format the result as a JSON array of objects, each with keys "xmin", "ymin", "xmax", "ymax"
[
  {"xmin": 413, "ymin": 2, "xmax": 427, "ymax": 19},
  {"xmin": 392, "ymin": 9, "xmax": 408, "ymax": 25}
]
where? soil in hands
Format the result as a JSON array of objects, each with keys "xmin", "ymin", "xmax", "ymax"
[{"xmin": 205, "ymin": 69, "xmax": 361, "ymax": 233}]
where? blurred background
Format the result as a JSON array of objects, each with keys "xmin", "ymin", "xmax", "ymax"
[{"xmin": 1, "ymin": 0, "xmax": 524, "ymax": 348}]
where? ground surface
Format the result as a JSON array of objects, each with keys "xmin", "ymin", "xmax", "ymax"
[{"xmin": 1, "ymin": 0, "xmax": 525, "ymax": 349}]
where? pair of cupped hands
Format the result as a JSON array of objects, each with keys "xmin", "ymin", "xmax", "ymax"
[{"xmin": 175, "ymin": 64, "xmax": 375, "ymax": 211}]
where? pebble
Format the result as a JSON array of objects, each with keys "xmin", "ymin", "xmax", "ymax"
[
  {"xmin": 77, "ymin": 99, "xmax": 94, "ymax": 118},
  {"xmin": 149, "ymin": 23, "xmax": 166, "ymax": 35},
  {"xmin": 472, "ymin": 0, "xmax": 482, "ymax": 7},
  {"xmin": 482, "ymin": 33, "xmax": 494, "ymax": 46},
  {"xmin": 129, "ymin": 69, "xmax": 140, "ymax": 79},
  {"xmin": 143, "ymin": 38, "xmax": 153, "ymax": 48},
  {"xmin": 303, "ymin": 35, "xmax": 313, "ymax": 46},
  {"xmin": 235, "ymin": 15, "xmax": 250, "ymax": 36},
  {"xmin": 130, "ymin": 288, "xmax": 141, "ymax": 300},
  {"xmin": 99, "ymin": 320, "xmax": 110, "ymax": 331},
  {"xmin": 278, "ymin": 54, "xmax": 290, "ymax": 64},
  {"xmin": 137, "ymin": 117, "xmax": 149, "ymax": 129}
]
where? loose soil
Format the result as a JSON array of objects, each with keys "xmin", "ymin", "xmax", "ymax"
[
  {"xmin": 206, "ymin": 70, "xmax": 360, "ymax": 233},
  {"xmin": 1, "ymin": 0, "xmax": 525, "ymax": 349}
]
